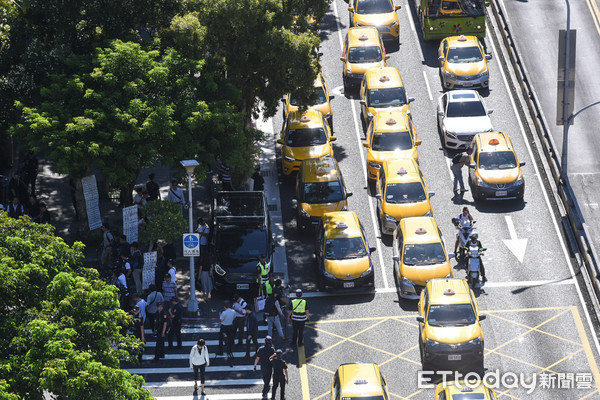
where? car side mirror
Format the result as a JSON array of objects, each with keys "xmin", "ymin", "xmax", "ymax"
[
  {"xmin": 329, "ymin": 95, "xmax": 335, "ymax": 101},
  {"xmin": 519, "ymin": 162, "xmax": 526, "ymax": 167},
  {"xmin": 485, "ymin": 54, "xmax": 492, "ymax": 60},
  {"xmin": 415, "ymin": 140, "xmax": 422, "ymax": 146},
  {"xmin": 468, "ymin": 163, "xmax": 476, "ymax": 169},
  {"xmin": 340, "ymin": 57, "xmax": 346, "ymax": 62},
  {"xmin": 479, "ymin": 315, "xmax": 487, "ymax": 321},
  {"xmin": 330, "ymin": 136, "xmax": 337, "ymax": 141},
  {"xmin": 281, "ymin": 98, "xmax": 286, "ymax": 104},
  {"xmin": 359, "ymin": 100, "xmax": 366, "ymax": 105},
  {"xmin": 408, "ymin": 97, "xmax": 415, "ymax": 103},
  {"xmin": 277, "ymin": 139, "xmax": 283, "ymax": 144},
  {"xmin": 348, "ymin": 7, "xmax": 354, "ymax": 12},
  {"xmin": 488, "ymin": 109, "xmax": 494, "ymax": 115},
  {"xmin": 448, "ymin": 252, "xmax": 455, "ymax": 258},
  {"xmin": 438, "ymin": 56, "xmax": 445, "ymax": 62},
  {"xmin": 362, "ymin": 142, "xmax": 369, "ymax": 148},
  {"xmin": 346, "ymin": 192, "xmax": 353, "ymax": 197},
  {"xmin": 385, "ymin": 55, "xmax": 391, "ymax": 60},
  {"xmin": 318, "ymin": 52, "xmax": 324, "ymax": 57},
  {"xmin": 369, "ymin": 246, "xmax": 376, "ymax": 253},
  {"xmin": 395, "ymin": 5, "xmax": 402, "ymax": 10},
  {"xmin": 375, "ymin": 194, "xmax": 382, "ymax": 199},
  {"xmin": 393, "ymin": 255, "xmax": 400, "ymax": 262},
  {"xmin": 416, "ymin": 316, "xmax": 425, "ymax": 323},
  {"xmin": 429, "ymin": 191, "xmax": 435, "ymax": 197},
  {"xmin": 438, "ymin": 111, "xmax": 444, "ymax": 116}
]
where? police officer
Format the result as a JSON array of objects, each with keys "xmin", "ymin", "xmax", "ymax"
[
  {"xmin": 153, "ymin": 302, "xmax": 169, "ymax": 361},
  {"xmin": 270, "ymin": 349, "xmax": 288, "ymax": 400},
  {"xmin": 256, "ymin": 254, "xmax": 269, "ymax": 296},
  {"xmin": 287, "ymin": 289, "xmax": 309, "ymax": 347},
  {"xmin": 168, "ymin": 297, "xmax": 183, "ymax": 348},
  {"xmin": 131, "ymin": 306, "xmax": 145, "ymax": 362},
  {"xmin": 253, "ymin": 336, "xmax": 275, "ymax": 400}
]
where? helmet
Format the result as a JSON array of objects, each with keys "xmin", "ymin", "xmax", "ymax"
[
  {"xmin": 470, "ymin": 233, "xmax": 478, "ymax": 240},
  {"xmin": 265, "ymin": 335, "xmax": 273, "ymax": 344}
]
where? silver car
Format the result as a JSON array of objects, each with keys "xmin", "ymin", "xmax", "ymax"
[{"xmin": 437, "ymin": 90, "xmax": 493, "ymax": 149}]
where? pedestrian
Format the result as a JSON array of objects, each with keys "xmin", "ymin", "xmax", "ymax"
[
  {"xmin": 256, "ymin": 254, "xmax": 270, "ymax": 297},
  {"xmin": 23, "ymin": 151, "xmax": 39, "ymax": 196},
  {"xmin": 451, "ymin": 148, "xmax": 473, "ymax": 194},
  {"xmin": 28, "ymin": 195, "xmax": 40, "ymax": 221},
  {"xmin": 133, "ymin": 293, "xmax": 147, "ymax": 324},
  {"xmin": 189, "ymin": 338, "xmax": 210, "ymax": 395},
  {"xmin": 6, "ymin": 197, "xmax": 26, "ymax": 219},
  {"xmin": 217, "ymin": 301, "xmax": 237, "ymax": 365},
  {"xmin": 217, "ymin": 157, "xmax": 233, "ymax": 191},
  {"xmin": 118, "ymin": 234, "xmax": 131, "ymax": 259},
  {"xmin": 35, "ymin": 202, "xmax": 51, "ymax": 224},
  {"xmin": 199, "ymin": 252, "xmax": 213, "ymax": 300},
  {"xmin": 245, "ymin": 306, "xmax": 259, "ymax": 358},
  {"xmin": 288, "ymin": 289, "xmax": 309, "ymax": 347},
  {"xmin": 131, "ymin": 306, "xmax": 146, "ymax": 362},
  {"xmin": 112, "ymin": 268, "xmax": 130, "ymax": 311},
  {"xmin": 270, "ymin": 349, "xmax": 288, "ymax": 400},
  {"xmin": 155, "ymin": 248, "xmax": 167, "ymax": 289},
  {"xmin": 251, "ymin": 165, "xmax": 265, "ymax": 191},
  {"xmin": 146, "ymin": 284, "xmax": 163, "ymax": 333},
  {"xmin": 264, "ymin": 292, "xmax": 287, "ymax": 342},
  {"xmin": 274, "ymin": 279, "xmax": 288, "ymax": 307},
  {"xmin": 253, "ymin": 336, "xmax": 275, "ymax": 400},
  {"xmin": 167, "ymin": 260, "xmax": 176, "ymax": 285},
  {"xmin": 69, "ymin": 178, "xmax": 79, "ymax": 220},
  {"xmin": 7, "ymin": 171, "xmax": 22, "ymax": 202},
  {"xmin": 195, "ymin": 217, "xmax": 210, "ymax": 258},
  {"xmin": 146, "ymin": 173, "xmax": 160, "ymax": 201},
  {"xmin": 167, "ymin": 180, "xmax": 186, "ymax": 209},
  {"xmin": 264, "ymin": 275, "xmax": 275, "ymax": 298},
  {"xmin": 100, "ymin": 223, "xmax": 114, "ymax": 268},
  {"xmin": 133, "ymin": 186, "xmax": 148, "ymax": 208},
  {"xmin": 232, "ymin": 294, "xmax": 248, "ymax": 345},
  {"xmin": 153, "ymin": 302, "xmax": 170, "ymax": 361},
  {"xmin": 120, "ymin": 253, "xmax": 133, "ymax": 289},
  {"xmin": 168, "ymin": 297, "xmax": 183, "ymax": 348},
  {"xmin": 131, "ymin": 242, "xmax": 144, "ymax": 293},
  {"xmin": 162, "ymin": 273, "xmax": 177, "ymax": 301}
]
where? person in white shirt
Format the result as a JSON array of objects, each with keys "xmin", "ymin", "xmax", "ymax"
[
  {"xmin": 167, "ymin": 260, "xmax": 176, "ymax": 285},
  {"xmin": 195, "ymin": 217, "xmax": 210, "ymax": 257},
  {"xmin": 189, "ymin": 338, "xmax": 210, "ymax": 394},
  {"xmin": 167, "ymin": 180, "xmax": 186, "ymax": 206},
  {"xmin": 133, "ymin": 293, "xmax": 147, "ymax": 324}
]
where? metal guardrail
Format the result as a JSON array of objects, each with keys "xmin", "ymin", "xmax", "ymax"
[{"xmin": 488, "ymin": 0, "xmax": 600, "ymax": 302}]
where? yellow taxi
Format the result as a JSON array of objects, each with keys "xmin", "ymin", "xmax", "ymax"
[
  {"xmin": 296, "ymin": 155, "xmax": 353, "ymax": 231},
  {"xmin": 435, "ymin": 381, "xmax": 498, "ymax": 400},
  {"xmin": 392, "ymin": 217, "xmax": 453, "ymax": 300},
  {"xmin": 359, "ymin": 66, "xmax": 414, "ymax": 131},
  {"xmin": 438, "ymin": 35, "xmax": 491, "ymax": 90},
  {"xmin": 341, "ymin": 27, "xmax": 389, "ymax": 91},
  {"xmin": 347, "ymin": 0, "xmax": 401, "ymax": 45},
  {"xmin": 331, "ymin": 363, "xmax": 390, "ymax": 400},
  {"xmin": 376, "ymin": 159, "xmax": 434, "ymax": 236},
  {"xmin": 278, "ymin": 109, "xmax": 337, "ymax": 176},
  {"xmin": 315, "ymin": 212, "xmax": 376, "ymax": 291},
  {"xmin": 417, "ymin": 278, "xmax": 486, "ymax": 372},
  {"xmin": 363, "ymin": 110, "xmax": 421, "ymax": 182},
  {"xmin": 468, "ymin": 132, "xmax": 526, "ymax": 201},
  {"xmin": 282, "ymin": 72, "xmax": 334, "ymax": 131}
]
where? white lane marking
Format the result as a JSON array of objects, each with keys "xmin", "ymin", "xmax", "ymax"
[
  {"xmin": 502, "ymin": 215, "xmax": 528, "ymax": 263},
  {"xmin": 332, "ymin": 1, "xmax": 345, "ymax": 53},
  {"xmin": 445, "ymin": 157, "xmax": 454, "ymax": 181},
  {"xmin": 488, "ymin": 26, "xmax": 600, "ymax": 355},
  {"xmin": 406, "ymin": 4, "xmax": 416, "ymax": 33},
  {"xmin": 332, "ymin": 85, "xmax": 344, "ymax": 97},
  {"xmin": 145, "ymin": 340, "xmax": 220, "ymax": 347},
  {"xmin": 141, "ymin": 352, "xmax": 249, "ymax": 361},
  {"xmin": 422, "ymin": 70, "xmax": 433, "ymax": 101},
  {"xmin": 333, "ymin": 0, "xmax": 389, "ymax": 289},
  {"xmin": 146, "ymin": 379, "xmax": 262, "ymax": 388},
  {"xmin": 569, "ymin": 172, "xmax": 600, "ymax": 175},
  {"xmin": 144, "ymin": 326, "xmax": 267, "ymax": 335},
  {"xmin": 155, "ymin": 393, "xmax": 266, "ymax": 399},
  {"xmin": 126, "ymin": 366, "xmax": 254, "ymax": 374}
]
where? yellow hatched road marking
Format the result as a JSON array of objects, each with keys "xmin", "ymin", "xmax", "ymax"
[
  {"xmin": 571, "ymin": 306, "xmax": 600, "ymax": 388},
  {"xmin": 578, "ymin": 388, "xmax": 600, "ymax": 400},
  {"xmin": 484, "ymin": 306, "xmax": 567, "ymax": 313},
  {"xmin": 299, "ymin": 345, "xmax": 310, "ymax": 400},
  {"xmin": 311, "ymin": 392, "xmax": 329, "ymax": 400}
]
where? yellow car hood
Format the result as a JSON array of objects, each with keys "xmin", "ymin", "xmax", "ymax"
[
  {"xmin": 302, "ymin": 201, "xmax": 346, "ymax": 217},
  {"xmin": 424, "ymin": 324, "xmax": 481, "ymax": 344},
  {"xmin": 445, "ymin": 61, "xmax": 486, "ymax": 77},
  {"xmin": 400, "ymin": 262, "xmax": 452, "ymax": 285},
  {"xmin": 351, "ymin": 61, "xmax": 385, "ymax": 75},
  {"xmin": 368, "ymin": 104, "xmax": 410, "ymax": 116},
  {"xmin": 288, "ymin": 103, "xmax": 330, "ymax": 117},
  {"xmin": 286, "ymin": 144, "xmax": 331, "ymax": 160},
  {"xmin": 370, "ymin": 148, "xmax": 418, "ymax": 163},
  {"xmin": 355, "ymin": 13, "xmax": 396, "ymax": 26},
  {"xmin": 383, "ymin": 201, "xmax": 430, "ymax": 220},
  {"xmin": 325, "ymin": 257, "xmax": 371, "ymax": 279},
  {"xmin": 478, "ymin": 168, "xmax": 520, "ymax": 184}
]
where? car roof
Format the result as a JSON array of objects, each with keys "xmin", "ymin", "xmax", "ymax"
[
  {"xmin": 446, "ymin": 35, "xmax": 480, "ymax": 47},
  {"xmin": 300, "ymin": 155, "xmax": 341, "ymax": 183},
  {"xmin": 338, "ymin": 363, "xmax": 384, "ymax": 397},
  {"xmin": 382, "ymin": 159, "xmax": 421, "ymax": 184},
  {"xmin": 323, "ymin": 212, "xmax": 362, "ymax": 239},
  {"xmin": 427, "ymin": 278, "xmax": 472, "ymax": 305},
  {"xmin": 448, "ymin": 90, "xmax": 481, "ymax": 103},
  {"xmin": 475, "ymin": 131, "xmax": 512, "ymax": 152},
  {"xmin": 401, "ymin": 217, "xmax": 440, "ymax": 244},
  {"xmin": 374, "ymin": 110, "xmax": 410, "ymax": 132},
  {"xmin": 348, "ymin": 27, "xmax": 381, "ymax": 47},
  {"xmin": 287, "ymin": 109, "xmax": 326, "ymax": 129},
  {"xmin": 365, "ymin": 67, "xmax": 403, "ymax": 89}
]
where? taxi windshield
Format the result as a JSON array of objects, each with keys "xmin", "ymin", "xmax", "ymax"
[
  {"xmin": 367, "ymin": 88, "xmax": 407, "ymax": 108},
  {"xmin": 357, "ymin": 0, "xmax": 394, "ymax": 14},
  {"xmin": 348, "ymin": 46, "xmax": 382, "ymax": 63},
  {"xmin": 290, "ymin": 87, "xmax": 327, "ymax": 106},
  {"xmin": 478, "ymin": 151, "xmax": 517, "ymax": 170},
  {"xmin": 403, "ymin": 243, "xmax": 446, "ymax": 265},
  {"xmin": 446, "ymin": 100, "xmax": 486, "ymax": 117},
  {"xmin": 302, "ymin": 181, "xmax": 345, "ymax": 204},
  {"xmin": 325, "ymin": 237, "xmax": 368, "ymax": 260},
  {"xmin": 286, "ymin": 128, "xmax": 327, "ymax": 147},
  {"xmin": 372, "ymin": 131, "xmax": 413, "ymax": 151},
  {"xmin": 385, "ymin": 182, "xmax": 426, "ymax": 203},
  {"xmin": 427, "ymin": 303, "xmax": 477, "ymax": 327},
  {"xmin": 447, "ymin": 46, "xmax": 483, "ymax": 63}
]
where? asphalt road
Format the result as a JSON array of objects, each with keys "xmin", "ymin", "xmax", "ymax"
[
  {"xmin": 497, "ymin": 0, "xmax": 600, "ymax": 253},
  {"xmin": 126, "ymin": 1, "xmax": 600, "ymax": 399}
]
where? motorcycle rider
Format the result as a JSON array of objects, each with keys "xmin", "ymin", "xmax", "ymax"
[
  {"xmin": 454, "ymin": 207, "xmax": 474, "ymax": 254},
  {"xmin": 465, "ymin": 233, "xmax": 487, "ymax": 282}
]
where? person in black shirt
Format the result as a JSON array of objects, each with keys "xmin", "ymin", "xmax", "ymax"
[
  {"xmin": 35, "ymin": 202, "xmax": 51, "ymax": 224},
  {"xmin": 251, "ymin": 165, "xmax": 265, "ymax": 191},
  {"xmin": 153, "ymin": 302, "xmax": 169, "ymax": 361},
  {"xmin": 253, "ymin": 336, "xmax": 275, "ymax": 400},
  {"xmin": 23, "ymin": 151, "xmax": 39, "ymax": 196},
  {"xmin": 270, "ymin": 349, "xmax": 288, "ymax": 400},
  {"xmin": 168, "ymin": 297, "xmax": 183, "ymax": 348},
  {"xmin": 146, "ymin": 173, "xmax": 160, "ymax": 201},
  {"xmin": 245, "ymin": 306, "xmax": 259, "ymax": 358}
]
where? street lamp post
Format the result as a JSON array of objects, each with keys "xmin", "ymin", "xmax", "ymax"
[{"xmin": 181, "ymin": 159, "xmax": 200, "ymax": 313}]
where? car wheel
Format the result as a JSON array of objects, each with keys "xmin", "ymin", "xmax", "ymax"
[{"xmin": 343, "ymin": 77, "xmax": 349, "ymax": 95}]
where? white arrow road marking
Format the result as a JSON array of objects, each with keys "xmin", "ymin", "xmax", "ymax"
[
  {"xmin": 502, "ymin": 216, "xmax": 528, "ymax": 263},
  {"xmin": 332, "ymin": 85, "xmax": 344, "ymax": 97}
]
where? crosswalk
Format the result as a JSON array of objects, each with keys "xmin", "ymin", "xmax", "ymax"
[{"xmin": 122, "ymin": 323, "xmax": 277, "ymax": 400}]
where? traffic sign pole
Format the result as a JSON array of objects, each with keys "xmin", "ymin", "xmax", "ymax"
[{"xmin": 186, "ymin": 171, "xmax": 199, "ymax": 313}]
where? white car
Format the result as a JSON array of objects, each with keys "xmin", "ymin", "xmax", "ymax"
[{"xmin": 437, "ymin": 90, "xmax": 493, "ymax": 149}]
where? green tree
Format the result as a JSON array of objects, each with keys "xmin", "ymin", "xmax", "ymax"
[
  {"xmin": 0, "ymin": 213, "xmax": 150, "ymax": 399},
  {"xmin": 139, "ymin": 200, "xmax": 187, "ymax": 248}
]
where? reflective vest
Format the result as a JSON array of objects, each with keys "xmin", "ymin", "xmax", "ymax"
[
  {"xmin": 257, "ymin": 261, "xmax": 269, "ymax": 283},
  {"xmin": 291, "ymin": 298, "xmax": 307, "ymax": 321},
  {"xmin": 265, "ymin": 280, "xmax": 274, "ymax": 296}
]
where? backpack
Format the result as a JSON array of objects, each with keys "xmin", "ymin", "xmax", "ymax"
[{"xmin": 452, "ymin": 153, "xmax": 464, "ymax": 165}]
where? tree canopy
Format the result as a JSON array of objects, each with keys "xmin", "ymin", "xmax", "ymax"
[{"xmin": 0, "ymin": 213, "xmax": 150, "ymax": 399}]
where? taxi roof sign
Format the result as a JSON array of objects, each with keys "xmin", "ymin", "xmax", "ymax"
[
  {"xmin": 336, "ymin": 222, "xmax": 349, "ymax": 229},
  {"xmin": 316, "ymin": 167, "xmax": 329, "ymax": 176},
  {"xmin": 415, "ymin": 227, "xmax": 427, "ymax": 234},
  {"xmin": 300, "ymin": 115, "xmax": 311, "ymax": 123},
  {"xmin": 461, "ymin": 387, "xmax": 474, "ymax": 392},
  {"xmin": 397, "ymin": 167, "xmax": 408, "ymax": 175},
  {"xmin": 379, "ymin": 75, "xmax": 390, "ymax": 83},
  {"xmin": 458, "ymin": 35, "xmax": 467, "ymax": 41},
  {"xmin": 359, "ymin": 35, "xmax": 369, "ymax": 41},
  {"xmin": 444, "ymin": 288, "xmax": 456, "ymax": 295},
  {"xmin": 354, "ymin": 379, "xmax": 368, "ymax": 384},
  {"xmin": 489, "ymin": 138, "xmax": 500, "ymax": 145},
  {"xmin": 385, "ymin": 118, "xmax": 397, "ymax": 125}
]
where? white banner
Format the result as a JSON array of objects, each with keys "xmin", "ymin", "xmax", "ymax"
[
  {"xmin": 81, "ymin": 175, "xmax": 102, "ymax": 230},
  {"xmin": 143, "ymin": 251, "xmax": 157, "ymax": 290},
  {"xmin": 122, "ymin": 205, "xmax": 138, "ymax": 243}
]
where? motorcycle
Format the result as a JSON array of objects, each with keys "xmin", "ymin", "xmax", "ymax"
[
  {"xmin": 452, "ymin": 218, "xmax": 476, "ymax": 261},
  {"xmin": 466, "ymin": 244, "xmax": 487, "ymax": 289}
]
